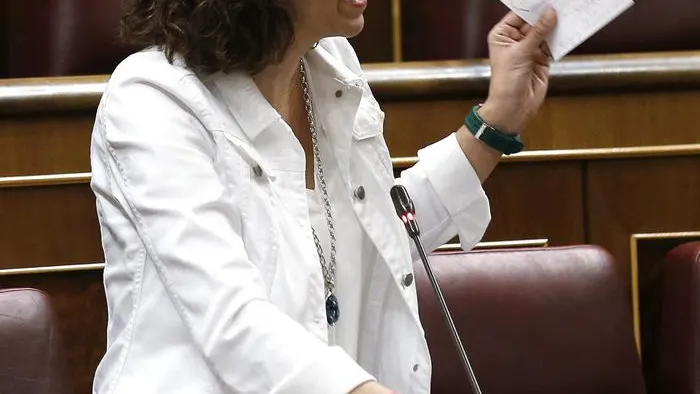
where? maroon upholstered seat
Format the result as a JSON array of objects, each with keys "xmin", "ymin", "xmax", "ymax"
[
  {"xmin": 0, "ymin": 288, "xmax": 71, "ymax": 394},
  {"xmin": 656, "ymin": 241, "xmax": 700, "ymax": 394},
  {"xmin": 417, "ymin": 246, "xmax": 646, "ymax": 394}
]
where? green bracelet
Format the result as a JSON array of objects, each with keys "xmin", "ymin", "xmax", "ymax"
[{"xmin": 464, "ymin": 105, "xmax": 524, "ymax": 155}]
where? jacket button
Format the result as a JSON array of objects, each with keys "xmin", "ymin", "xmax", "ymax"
[
  {"xmin": 353, "ymin": 185, "xmax": 366, "ymax": 200},
  {"xmin": 412, "ymin": 364, "xmax": 419, "ymax": 372},
  {"xmin": 335, "ymin": 90, "xmax": 343, "ymax": 98},
  {"xmin": 252, "ymin": 165, "xmax": 263, "ymax": 178},
  {"xmin": 402, "ymin": 273, "xmax": 414, "ymax": 287}
]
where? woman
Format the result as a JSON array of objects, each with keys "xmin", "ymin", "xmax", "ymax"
[{"xmin": 89, "ymin": 0, "xmax": 557, "ymax": 393}]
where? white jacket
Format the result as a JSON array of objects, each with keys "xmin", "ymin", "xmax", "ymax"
[{"xmin": 89, "ymin": 37, "xmax": 491, "ymax": 394}]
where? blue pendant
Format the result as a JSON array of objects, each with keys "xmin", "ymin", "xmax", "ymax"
[{"xmin": 326, "ymin": 293, "xmax": 340, "ymax": 325}]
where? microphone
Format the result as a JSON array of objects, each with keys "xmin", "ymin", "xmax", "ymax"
[{"xmin": 390, "ymin": 185, "xmax": 483, "ymax": 394}]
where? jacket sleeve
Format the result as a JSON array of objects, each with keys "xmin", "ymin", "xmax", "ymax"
[
  {"xmin": 397, "ymin": 132, "xmax": 492, "ymax": 257},
  {"xmin": 92, "ymin": 76, "xmax": 374, "ymax": 394}
]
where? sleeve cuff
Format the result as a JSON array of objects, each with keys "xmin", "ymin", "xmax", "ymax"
[
  {"xmin": 277, "ymin": 346, "xmax": 375, "ymax": 394},
  {"xmin": 416, "ymin": 132, "xmax": 487, "ymax": 216}
]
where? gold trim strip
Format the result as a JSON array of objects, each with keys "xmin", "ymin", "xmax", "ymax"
[
  {"xmin": 0, "ymin": 263, "xmax": 104, "ymax": 277},
  {"xmin": 435, "ymin": 243, "xmax": 463, "ymax": 252},
  {"xmin": 629, "ymin": 235, "xmax": 642, "ymax": 357},
  {"xmin": 0, "ymin": 172, "xmax": 91, "ymax": 188},
  {"xmin": 474, "ymin": 239, "xmax": 550, "ymax": 249},
  {"xmin": 437, "ymin": 238, "xmax": 550, "ymax": 252},
  {"xmin": 631, "ymin": 231, "xmax": 700, "ymax": 241},
  {"xmin": 392, "ymin": 143, "xmax": 700, "ymax": 168},
  {"xmin": 4, "ymin": 143, "xmax": 700, "ymax": 188},
  {"xmin": 392, "ymin": 157, "xmax": 419, "ymax": 167},
  {"xmin": 390, "ymin": 0, "xmax": 403, "ymax": 62}
]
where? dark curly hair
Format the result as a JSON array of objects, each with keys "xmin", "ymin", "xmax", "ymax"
[{"xmin": 121, "ymin": 0, "xmax": 296, "ymax": 75}]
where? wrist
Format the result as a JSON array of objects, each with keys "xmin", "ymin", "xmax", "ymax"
[
  {"xmin": 463, "ymin": 104, "xmax": 525, "ymax": 156},
  {"xmin": 478, "ymin": 100, "xmax": 528, "ymax": 135}
]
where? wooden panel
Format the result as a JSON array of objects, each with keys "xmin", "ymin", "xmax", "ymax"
[
  {"xmin": 3, "ymin": 91, "xmax": 700, "ymax": 175},
  {"xmin": 0, "ymin": 114, "xmax": 94, "ymax": 176},
  {"xmin": 383, "ymin": 99, "xmax": 477, "ymax": 157},
  {"xmin": 481, "ymin": 161, "xmax": 585, "ymax": 245},
  {"xmin": 1, "ymin": 157, "xmax": 583, "ymax": 269},
  {"xmin": 382, "ymin": 91, "xmax": 700, "ymax": 157},
  {"xmin": 587, "ymin": 156, "xmax": 700, "ymax": 277},
  {"xmin": 2, "ymin": 52, "xmax": 700, "ymax": 175},
  {"xmin": 0, "ymin": 267, "xmax": 107, "ymax": 394},
  {"xmin": 395, "ymin": 159, "xmax": 586, "ymax": 246},
  {"xmin": 522, "ymin": 92, "xmax": 700, "ymax": 149},
  {"xmin": 6, "ymin": 145, "xmax": 699, "ymax": 269},
  {"xmin": 348, "ymin": 0, "xmax": 394, "ymax": 63},
  {"xmin": 0, "ymin": 182, "xmax": 103, "ymax": 268}
]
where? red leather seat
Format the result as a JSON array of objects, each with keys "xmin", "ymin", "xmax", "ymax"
[
  {"xmin": 657, "ymin": 241, "xmax": 700, "ymax": 394},
  {"xmin": 417, "ymin": 246, "xmax": 646, "ymax": 394},
  {"xmin": 0, "ymin": 288, "xmax": 71, "ymax": 394}
]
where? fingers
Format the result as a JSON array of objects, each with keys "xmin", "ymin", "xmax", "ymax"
[
  {"xmin": 534, "ymin": 46, "xmax": 551, "ymax": 66},
  {"xmin": 540, "ymin": 41, "xmax": 553, "ymax": 59},
  {"xmin": 500, "ymin": 11, "xmax": 527, "ymax": 29},
  {"xmin": 522, "ymin": 8, "xmax": 558, "ymax": 50},
  {"xmin": 518, "ymin": 15, "xmax": 555, "ymax": 61},
  {"xmin": 489, "ymin": 11, "xmax": 527, "ymax": 42},
  {"xmin": 501, "ymin": 25, "xmax": 526, "ymax": 41}
]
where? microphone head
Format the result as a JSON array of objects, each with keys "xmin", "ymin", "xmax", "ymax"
[
  {"xmin": 390, "ymin": 184, "xmax": 415, "ymax": 217},
  {"xmin": 390, "ymin": 184, "xmax": 420, "ymax": 237}
]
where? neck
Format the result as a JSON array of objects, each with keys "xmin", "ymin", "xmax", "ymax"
[{"xmin": 252, "ymin": 38, "xmax": 315, "ymax": 119}]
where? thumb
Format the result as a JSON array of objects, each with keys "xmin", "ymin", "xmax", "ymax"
[{"xmin": 523, "ymin": 8, "xmax": 557, "ymax": 50}]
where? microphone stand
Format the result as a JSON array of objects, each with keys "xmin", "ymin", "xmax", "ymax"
[{"xmin": 390, "ymin": 185, "xmax": 483, "ymax": 394}]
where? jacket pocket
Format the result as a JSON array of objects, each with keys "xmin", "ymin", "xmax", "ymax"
[
  {"xmin": 353, "ymin": 99, "xmax": 394, "ymax": 179},
  {"xmin": 213, "ymin": 131, "xmax": 281, "ymax": 292}
]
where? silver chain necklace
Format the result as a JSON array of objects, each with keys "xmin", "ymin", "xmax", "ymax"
[{"xmin": 299, "ymin": 62, "xmax": 340, "ymax": 326}]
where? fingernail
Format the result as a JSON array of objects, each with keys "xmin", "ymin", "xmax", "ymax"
[{"xmin": 545, "ymin": 7, "xmax": 557, "ymax": 19}]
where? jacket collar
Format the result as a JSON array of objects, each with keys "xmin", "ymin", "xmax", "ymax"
[
  {"xmin": 211, "ymin": 70, "xmax": 279, "ymax": 142},
  {"xmin": 212, "ymin": 40, "xmax": 364, "ymax": 143},
  {"xmin": 303, "ymin": 42, "xmax": 366, "ymax": 181},
  {"xmin": 305, "ymin": 41, "xmax": 364, "ymax": 90}
]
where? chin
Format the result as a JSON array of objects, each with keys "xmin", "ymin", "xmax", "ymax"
[{"xmin": 339, "ymin": 17, "xmax": 365, "ymax": 38}]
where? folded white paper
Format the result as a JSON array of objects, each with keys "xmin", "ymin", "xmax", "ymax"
[{"xmin": 499, "ymin": 0, "xmax": 634, "ymax": 60}]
